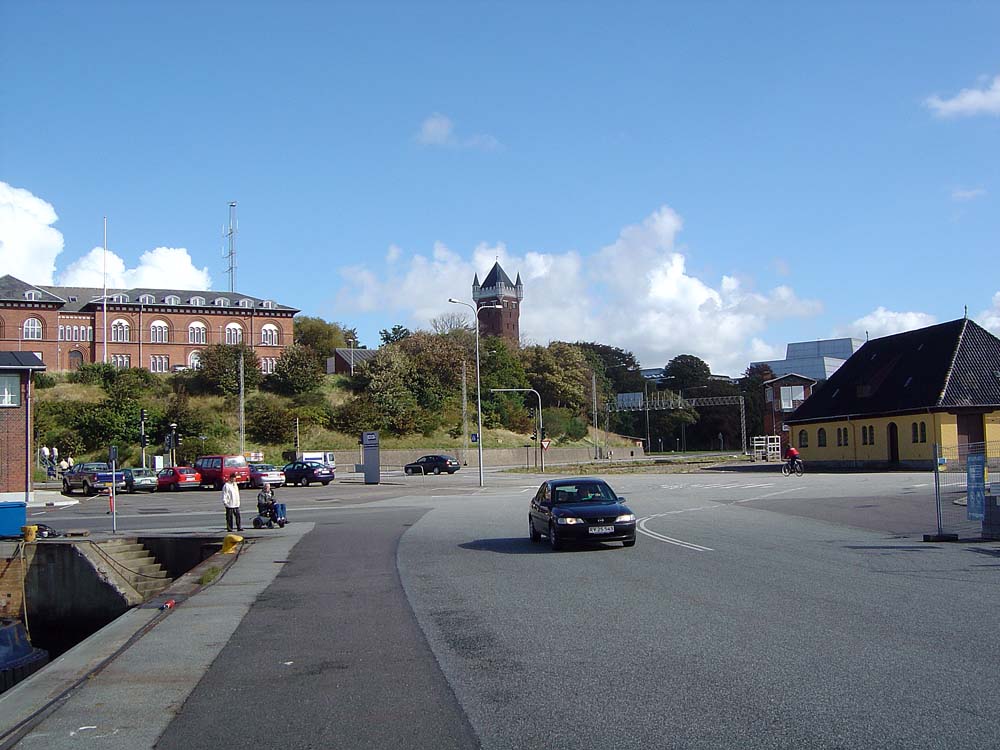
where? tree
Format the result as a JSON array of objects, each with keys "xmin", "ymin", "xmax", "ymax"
[
  {"xmin": 246, "ymin": 394, "xmax": 295, "ymax": 443},
  {"xmin": 521, "ymin": 342, "xmax": 589, "ymax": 412},
  {"xmin": 430, "ymin": 311, "xmax": 471, "ymax": 335},
  {"xmin": 349, "ymin": 348, "xmax": 421, "ymax": 435},
  {"xmin": 266, "ymin": 345, "xmax": 324, "ymax": 396},
  {"xmin": 196, "ymin": 344, "xmax": 262, "ymax": 396},
  {"xmin": 741, "ymin": 363, "xmax": 775, "ymax": 438},
  {"xmin": 294, "ymin": 316, "xmax": 353, "ymax": 361},
  {"xmin": 480, "ymin": 337, "xmax": 530, "ymax": 429},
  {"xmin": 663, "ymin": 354, "xmax": 711, "ymax": 389},
  {"xmin": 379, "ymin": 324, "xmax": 412, "ymax": 345},
  {"xmin": 395, "ymin": 332, "xmax": 466, "ymax": 409}
]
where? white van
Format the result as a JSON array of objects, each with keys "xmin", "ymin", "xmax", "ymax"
[{"xmin": 298, "ymin": 450, "xmax": 336, "ymax": 468}]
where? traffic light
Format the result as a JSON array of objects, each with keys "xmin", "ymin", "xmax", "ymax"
[
  {"xmin": 528, "ymin": 407, "xmax": 535, "ymax": 419},
  {"xmin": 164, "ymin": 434, "xmax": 174, "ymax": 449},
  {"xmin": 140, "ymin": 434, "xmax": 149, "ymax": 447},
  {"xmin": 531, "ymin": 430, "xmax": 537, "ymax": 441},
  {"xmin": 140, "ymin": 408, "xmax": 147, "ymax": 423},
  {"xmin": 175, "ymin": 434, "xmax": 183, "ymax": 445},
  {"xmin": 540, "ymin": 427, "xmax": 547, "ymax": 440}
]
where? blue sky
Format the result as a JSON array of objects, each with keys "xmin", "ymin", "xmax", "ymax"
[{"xmin": 2, "ymin": 2, "xmax": 998, "ymax": 375}]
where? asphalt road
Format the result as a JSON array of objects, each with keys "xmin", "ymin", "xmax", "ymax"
[{"xmin": 33, "ymin": 468, "xmax": 1000, "ymax": 748}]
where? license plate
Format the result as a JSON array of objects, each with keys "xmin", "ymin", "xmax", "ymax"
[{"xmin": 588, "ymin": 526, "xmax": 615, "ymax": 534}]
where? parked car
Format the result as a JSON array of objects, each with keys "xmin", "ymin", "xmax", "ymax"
[
  {"xmin": 529, "ymin": 477, "xmax": 637, "ymax": 551},
  {"xmin": 193, "ymin": 455, "xmax": 251, "ymax": 489},
  {"xmin": 282, "ymin": 461, "xmax": 334, "ymax": 486},
  {"xmin": 62, "ymin": 462, "xmax": 126, "ymax": 496},
  {"xmin": 123, "ymin": 467, "xmax": 158, "ymax": 493},
  {"xmin": 157, "ymin": 466, "xmax": 202, "ymax": 492},
  {"xmin": 404, "ymin": 455, "xmax": 461, "ymax": 475},
  {"xmin": 248, "ymin": 463, "xmax": 285, "ymax": 489}
]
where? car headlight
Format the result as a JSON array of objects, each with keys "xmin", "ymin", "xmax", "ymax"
[
  {"xmin": 615, "ymin": 513, "xmax": 636, "ymax": 523},
  {"xmin": 556, "ymin": 517, "xmax": 584, "ymax": 525}
]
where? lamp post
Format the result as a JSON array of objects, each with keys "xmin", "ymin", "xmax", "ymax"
[
  {"xmin": 448, "ymin": 298, "xmax": 502, "ymax": 487},
  {"xmin": 169, "ymin": 422, "xmax": 178, "ymax": 467},
  {"xmin": 491, "ymin": 388, "xmax": 544, "ymax": 472}
]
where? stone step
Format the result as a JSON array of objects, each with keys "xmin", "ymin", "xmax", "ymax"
[
  {"xmin": 134, "ymin": 578, "xmax": 172, "ymax": 596},
  {"xmin": 98, "ymin": 542, "xmax": 144, "ymax": 553}
]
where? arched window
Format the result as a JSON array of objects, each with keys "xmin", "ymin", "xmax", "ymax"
[
  {"xmin": 149, "ymin": 355, "xmax": 169, "ymax": 373},
  {"xmin": 225, "ymin": 322, "xmax": 243, "ymax": 345},
  {"xmin": 138, "ymin": 294, "xmax": 155, "ymax": 304},
  {"xmin": 862, "ymin": 426, "xmax": 868, "ymax": 445},
  {"xmin": 58, "ymin": 325, "xmax": 65, "ymax": 341},
  {"xmin": 817, "ymin": 428, "xmax": 827, "ymax": 447},
  {"xmin": 188, "ymin": 321, "xmax": 207, "ymax": 344},
  {"xmin": 189, "ymin": 296, "xmax": 206, "ymax": 306},
  {"xmin": 261, "ymin": 357, "xmax": 277, "ymax": 375},
  {"xmin": 260, "ymin": 324, "xmax": 280, "ymax": 346},
  {"xmin": 868, "ymin": 426, "xmax": 875, "ymax": 446},
  {"xmin": 798, "ymin": 430, "xmax": 808, "ymax": 448},
  {"xmin": 22, "ymin": 318, "xmax": 42, "ymax": 340},
  {"xmin": 111, "ymin": 318, "xmax": 131, "ymax": 343},
  {"xmin": 912, "ymin": 422, "xmax": 919, "ymax": 443},
  {"xmin": 150, "ymin": 320, "xmax": 169, "ymax": 344},
  {"xmin": 87, "ymin": 326, "xmax": 93, "ymax": 341},
  {"xmin": 843, "ymin": 427, "xmax": 848, "ymax": 446},
  {"xmin": 920, "ymin": 422, "xmax": 927, "ymax": 443},
  {"xmin": 111, "ymin": 353, "xmax": 130, "ymax": 368},
  {"xmin": 214, "ymin": 297, "xmax": 231, "ymax": 307},
  {"xmin": 165, "ymin": 295, "xmax": 180, "ymax": 305},
  {"xmin": 836, "ymin": 428, "xmax": 842, "ymax": 447},
  {"xmin": 72, "ymin": 325, "xmax": 80, "ymax": 341},
  {"xmin": 188, "ymin": 351, "xmax": 202, "ymax": 369}
]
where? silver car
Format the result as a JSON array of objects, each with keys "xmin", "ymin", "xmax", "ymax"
[{"xmin": 248, "ymin": 463, "xmax": 286, "ymax": 488}]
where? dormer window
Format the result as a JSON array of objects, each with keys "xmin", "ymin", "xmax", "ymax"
[
  {"xmin": 165, "ymin": 295, "xmax": 180, "ymax": 305},
  {"xmin": 261, "ymin": 300, "xmax": 274, "ymax": 309},
  {"xmin": 239, "ymin": 298, "xmax": 254, "ymax": 308},
  {"xmin": 24, "ymin": 290, "xmax": 40, "ymax": 301},
  {"xmin": 138, "ymin": 294, "xmax": 155, "ymax": 304},
  {"xmin": 68, "ymin": 296, "xmax": 78, "ymax": 302},
  {"xmin": 214, "ymin": 297, "xmax": 230, "ymax": 307},
  {"xmin": 112, "ymin": 294, "xmax": 129, "ymax": 303},
  {"xmin": 189, "ymin": 296, "xmax": 205, "ymax": 306}
]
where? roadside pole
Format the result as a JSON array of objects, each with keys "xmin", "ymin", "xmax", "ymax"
[{"xmin": 109, "ymin": 445, "xmax": 118, "ymax": 534}]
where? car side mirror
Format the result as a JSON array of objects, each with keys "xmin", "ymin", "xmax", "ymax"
[{"xmin": 617, "ymin": 495, "xmax": 626, "ymax": 503}]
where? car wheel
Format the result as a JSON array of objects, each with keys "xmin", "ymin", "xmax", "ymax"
[
  {"xmin": 171, "ymin": 482, "xmax": 179, "ymax": 492},
  {"xmin": 62, "ymin": 479, "xmax": 72, "ymax": 495},
  {"xmin": 433, "ymin": 467, "xmax": 441, "ymax": 475},
  {"xmin": 301, "ymin": 477, "xmax": 310, "ymax": 487},
  {"xmin": 548, "ymin": 523, "xmax": 563, "ymax": 551},
  {"xmin": 623, "ymin": 538, "xmax": 636, "ymax": 548},
  {"xmin": 322, "ymin": 480, "xmax": 330, "ymax": 486},
  {"xmin": 83, "ymin": 481, "xmax": 94, "ymax": 496},
  {"xmin": 529, "ymin": 516, "xmax": 541, "ymax": 543},
  {"xmin": 127, "ymin": 486, "xmax": 135, "ymax": 494},
  {"xmin": 214, "ymin": 480, "xmax": 223, "ymax": 491},
  {"xmin": 405, "ymin": 467, "xmax": 412, "ymax": 475},
  {"xmin": 253, "ymin": 517, "xmax": 263, "ymax": 529}
]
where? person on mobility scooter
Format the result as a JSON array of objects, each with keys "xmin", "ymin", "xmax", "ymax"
[{"xmin": 253, "ymin": 482, "xmax": 287, "ymax": 528}]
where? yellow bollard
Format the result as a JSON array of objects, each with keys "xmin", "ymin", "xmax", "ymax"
[
  {"xmin": 221, "ymin": 533, "xmax": 243, "ymax": 554},
  {"xmin": 22, "ymin": 526, "xmax": 38, "ymax": 543}
]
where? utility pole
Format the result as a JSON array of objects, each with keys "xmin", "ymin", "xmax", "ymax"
[
  {"xmin": 592, "ymin": 371, "xmax": 599, "ymax": 459},
  {"xmin": 461, "ymin": 360, "xmax": 469, "ymax": 466},
  {"xmin": 224, "ymin": 201, "xmax": 238, "ymax": 293},
  {"xmin": 238, "ymin": 354, "xmax": 245, "ymax": 455}
]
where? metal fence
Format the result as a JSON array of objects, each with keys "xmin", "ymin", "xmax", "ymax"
[{"xmin": 931, "ymin": 441, "xmax": 1000, "ymax": 540}]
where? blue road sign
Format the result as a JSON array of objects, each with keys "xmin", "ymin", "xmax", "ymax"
[{"xmin": 471, "ymin": 433, "xmax": 479, "ymax": 443}]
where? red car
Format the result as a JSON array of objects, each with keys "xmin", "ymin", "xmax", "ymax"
[{"xmin": 157, "ymin": 466, "xmax": 202, "ymax": 491}]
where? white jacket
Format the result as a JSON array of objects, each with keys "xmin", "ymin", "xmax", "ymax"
[{"xmin": 222, "ymin": 481, "xmax": 241, "ymax": 508}]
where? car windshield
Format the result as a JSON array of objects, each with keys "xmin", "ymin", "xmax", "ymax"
[
  {"xmin": 551, "ymin": 482, "xmax": 617, "ymax": 504},
  {"xmin": 306, "ymin": 462, "xmax": 323, "ymax": 468},
  {"xmin": 132, "ymin": 469, "xmax": 154, "ymax": 477}
]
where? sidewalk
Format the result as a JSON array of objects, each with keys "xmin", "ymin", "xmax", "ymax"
[{"xmin": 28, "ymin": 489, "xmax": 78, "ymax": 509}]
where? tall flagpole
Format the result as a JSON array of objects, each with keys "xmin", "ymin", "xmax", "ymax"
[{"xmin": 103, "ymin": 217, "xmax": 108, "ymax": 364}]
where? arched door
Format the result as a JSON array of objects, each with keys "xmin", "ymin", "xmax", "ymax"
[
  {"xmin": 68, "ymin": 350, "xmax": 84, "ymax": 370},
  {"xmin": 887, "ymin": 422, "xmax": 899, "ymax": 465}
]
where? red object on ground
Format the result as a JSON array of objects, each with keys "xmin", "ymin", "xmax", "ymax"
[{"xmin": 159, "ymin": 599, "xmax": 176, "ymax": 611}]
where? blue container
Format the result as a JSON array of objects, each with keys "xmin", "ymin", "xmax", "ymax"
[{"xmin": 0, "ymin": 502, "xmax": 27, "ymax": 538}]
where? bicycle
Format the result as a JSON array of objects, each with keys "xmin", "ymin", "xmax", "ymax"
[{"xmin": 781, "ymin": 458, "xmax": 804, "ymax": 477}]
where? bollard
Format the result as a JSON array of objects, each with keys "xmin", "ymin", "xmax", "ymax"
[
  {"xmin": 21, "ymin": 525, "xmax": 38, "ymax": 543},
  {"xmin": 221, "ymin": 533, "xmax": 243, "ymax": 554}
]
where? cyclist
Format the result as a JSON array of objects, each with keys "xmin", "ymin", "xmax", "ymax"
[{"xmin": 784, "ymin": 444, "xmax": 802, "ymax": 473}]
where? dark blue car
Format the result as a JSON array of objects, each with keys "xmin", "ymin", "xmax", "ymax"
[{"xmin": 529, "ymin": 477, "xmax": 637, "ymax": 551}]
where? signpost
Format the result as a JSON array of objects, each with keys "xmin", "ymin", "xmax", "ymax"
[{"xmin": 541, "ymin": 439, "xmax": 551, "ymax": 451}]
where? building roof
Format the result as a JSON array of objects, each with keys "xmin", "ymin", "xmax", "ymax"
[
  {"xmin": 480, "ymin": 262, "xmax": 515, "ymax": 288},
  {"xmin": 751, "ymin": 336, "xmax": 863, "ymax": 381},
  {"xmin": 0, "ymin": 351, "xmax": 47, "ymax": 371},
  {"xmin": 763, "ymin": 373, "xmax": 817, "ymax": 386},
  {"xmin": 787, "ymin": 318, "xmax": 1000, "ymax": 423},
  {"xmin": 0, "ymin": 275, "xmax": 298, "ymax": 313}
]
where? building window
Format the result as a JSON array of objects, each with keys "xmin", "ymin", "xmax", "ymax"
[
  {"xmin": 24, "ymin": 290, "xmax": 40, "ymax": 301},
  {"xmin": 262, "ymin": 300, "xmax": 274, "ymax": 309},
  {"xmin": 188, "ymin": 351, "xmax": 202, "ymax": 369},
  {"xmin": 798, "ymin": 430, "xmax": 808, "ymax": 448},
  {"xmin": 261, "ymin": 324, "xmax": 279, "ymax": 346},
  {"xmin": 87, "ymin": 326, "xmax": 93, "ymax": 341},
  {"xmin": 112, "ymin": 294, "xmax": 129, "ymax": 303},
  {"xmin": 149, "ymin": 355, "xmax": 169, "ymax": 373},
  {"xmin": 868, "ymin": 425, "xmax": 875, "ymax": 446},
  {"xmin": 817, "ymin": 428, "xmax": 827, "ymax": 448},
  {"xmin": 138, "ymin": 294, "xmax": 155, "ymax": 304},
  {"xmin": 165, "ymin": 295, "xmax": 180, "ymax": 305},
  {"xmin": 920, "ymin": 422, "xmax": 927, "ymax": 443},
  {"xmin": 214, "ymin": 297, "xmax": 230, "ymax": 307},
  {"xmin": 150, "ymin": 320, "xmax": 170, "ymax": 344},
  {"xmin": 189, "ymin": 296, "xmax": 205, "ymax": 306},
  {"xmin": 188, "ymin": 322, "xmax": 207, "ymax": 344},
  {"xmin": 73, "ymin": 325, "xmax": 80, "ymax": 341},
  {"xmin": 23, "ymin": 318, "xmax": 42, "ymax": 340},
  {"xmin": 239, "ymin": 298, "xmax": 254, "ymax": 308},
  {"xmin": 0, "ymin": 374, "xmax": 20, "ymax": 407},
  {"xmin": 58, "ymin": 325, "xmax": 65, "ymax": 341},
  {"xmin": 261, "ymin": 357, "xmax": 277, "ymax": 375},
  {"xmin": 780, "ymin": 385, "xmax": 805, "ymax": 410},
  {"xmin": 111, "ymin": 318, "xmax": 131, "ymax": 342},
  {"xmin": 912, "ymin": 422, "xmax": 919, "ymax": 443},
  {"xmin": 111, "ymin": 354, "xmax": 131, "ymax": 368},
  {"xmin": 843, "ymin": 428, "xmax": 848, "ymax": 446},
  {"xmin": 836, "ymin": 428, "xmax": 842, "ymax": 447},
  {"xmin": 862, "ymin": 426, "xmax": 868, "ymax": 445},
  {"xmin": 225, "ymin": 322, "xmax": 243, "ymax": 345}
]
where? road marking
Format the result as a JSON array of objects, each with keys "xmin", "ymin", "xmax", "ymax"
[
  {"xmin": 637, "ymin": 515, "xmax": 713, "ymax": 551},
  {"xmin": 734, "ymin": 487, "xmax": 797, "ymax": 504}
]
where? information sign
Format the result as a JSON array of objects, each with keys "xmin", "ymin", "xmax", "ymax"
[{"xmin": 967, "ymin": 453, "xmax": 986, "ymax": 521}]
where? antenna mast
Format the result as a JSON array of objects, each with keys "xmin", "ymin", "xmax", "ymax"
[{"xmin": 224, "ymin": 201, "xmax": 238, "ymax": 292}]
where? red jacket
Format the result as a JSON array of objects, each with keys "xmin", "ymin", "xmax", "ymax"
[{"xmin": 785, "ymin": 447, "xmax": 800, "ymax": 460}]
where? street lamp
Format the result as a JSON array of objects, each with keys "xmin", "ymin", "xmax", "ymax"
[
  {"xmin": 490, "ymin": 388, "xmax": 544, "ymax": 472},
  {"xmin": 448, "ymin": 298, "xmax": 502, "ymax": 487},
  {"xmin": 169, "ymin": 422, "xmax": 178, "ymax": 467}
]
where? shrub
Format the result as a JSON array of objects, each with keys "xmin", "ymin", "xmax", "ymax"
[
  {"xmin": 246, "ymin": 394, "xmax": 295, "ymax": 444},
  {"xmin": 33, "ymin": 372, "xmax": 56, "ymax": 389}
]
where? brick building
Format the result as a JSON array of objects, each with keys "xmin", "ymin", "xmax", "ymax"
[
  {"xmin": 0, "ymin": 275, "xmax": 297, "ymax": 374},
  {"xmin": 0, "ymin": 351, "xmax": 45, "ymax": 502},
  {"xmin": 472, "ymin": 262, "xmax": 522, "ymax": 344}
]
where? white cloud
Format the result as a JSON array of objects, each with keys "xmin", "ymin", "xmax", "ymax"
[
  {"xmin": 951, "ymin": 187, "xmax": 986, "ymax": 202},
  {"xmin": 57, "ymin": 246, "xmax": 212, "ymax": 290},
  {"xmin": 415, "ymin": 113, "xmax": 500, "ymax": 150},
  {"xmin": 333, "ymin": 205, "xmax": 822, "ymax": 376},
  {"xmin": 0, "ymin": 181, "xmax": 64, "ymax": 284},
  {"xmin": 979, "ymin": 292, "xmax": 1000, "ymax": 335},
  {"xmin": 386, "ymin": 244, "xmax": 402, "ymax": 263},
  {"xmin": 925, "ymin": 74, "xmax": 1000, "ymax": 118},
  {"xmin": 834, "ymin": 307, "xmax": 938, "ymax": 340}
]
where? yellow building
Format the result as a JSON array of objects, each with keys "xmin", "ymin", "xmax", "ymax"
[{"xmin": 785, "ymin": 318, "xmax": 1000, "ymax": 469}]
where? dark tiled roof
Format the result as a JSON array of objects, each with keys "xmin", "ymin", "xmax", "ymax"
[
  {"xmin": 333, "ymin": 348, "xmax": 379, "ymax": 363},
  {"xmin": 787, "ymin": 318, "xmax": 1000, "ymax": 423},
  {"xmin": 0, "ymin": 275, "xmax": 63, "ymax": 304},
  {"xmin": 481, "ymin": 262, "xmax": 514, "ymax": 288},
  {"xmin": 0, "ymin": 351, "xmax": 46, "ymax": 370}
]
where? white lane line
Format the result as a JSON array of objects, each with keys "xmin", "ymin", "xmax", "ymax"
[
  {"xmin": 734, "ymin": 487, "xmax": 797, "ymax": 504},
  {"xmin": 637, "ymin": 515, "xmax": 713, "ymax": 551}
]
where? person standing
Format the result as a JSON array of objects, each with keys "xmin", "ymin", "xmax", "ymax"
[{"xmin": 222, "ymin": 474, "xmax": 243, "ymax": 532}]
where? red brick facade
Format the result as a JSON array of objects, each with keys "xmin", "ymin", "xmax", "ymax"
[{"xmin": 0, "ymin": 361, "xmax": 40, "ymax": 499}]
